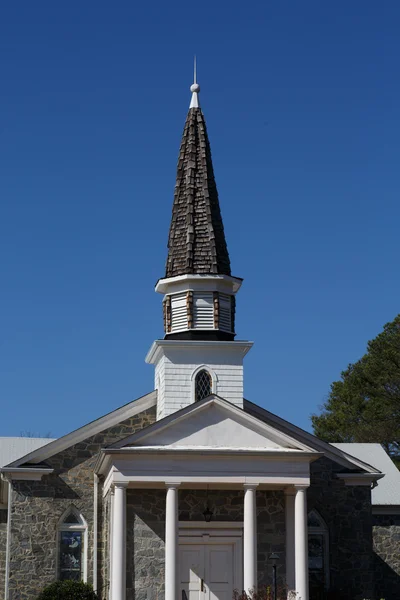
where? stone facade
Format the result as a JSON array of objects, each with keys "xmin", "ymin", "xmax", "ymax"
[
  {"xmin": 372, "ymin": 513, "xmax": 400, "ymax": 600},
  {"xmin": 308, "ymin": 457, "xmax": 374, "ymax": 600},
  {"xmin": 124, "ymin": 489, "xmax": 286, "ymax": 600},
  {"xmin": 2, "ymin": 418, "xmax": 398, "ymax": 600},
  {"xmin": 0, "ymin": 510, "xmax": 7, "ymax": 599},
  {"xmin": 5, "ymin": 406, "xmax": 156, "ymax": 600}
]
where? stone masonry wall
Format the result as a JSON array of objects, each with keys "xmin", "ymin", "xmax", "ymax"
[
  {"xmin": 372, "ymin": 513, "xmax": 400, "ymax": 600},
  {"xmin": 308, "ymin": 457, "xmax": 374, "ymax": 600},
  {"xmin": 125, "ymin": 489, "xmax": 286, "ymax": 600},
  {"xmin": 6, "ymin": 405, "xmax": 156, "ymax": 600},
  {"xmin": 0, "ymin": 510, "xmax": 7, "ymax": 600}
]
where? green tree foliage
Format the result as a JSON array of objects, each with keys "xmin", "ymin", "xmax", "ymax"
[
  {"xmin": 37, "ymin": 580, "xmax": 99, "ymax": 600},
  {"xmin": 312, "ymin": 315, "xmax": 400, "ymax": 463}
]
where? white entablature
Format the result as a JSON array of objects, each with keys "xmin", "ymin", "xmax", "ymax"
[{"xmin": 146, "ymin": 340, "xmax": 253, "ymax": 419}]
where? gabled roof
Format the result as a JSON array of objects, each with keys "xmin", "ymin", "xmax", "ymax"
[
  {"xmin": 107, "ymin": 394, "xmax": 317, "ymax": 454},
  {"xmin": 5, "ymin": 391, "xmax": 157, "ymax": 468},
  {"xmin": 0, "ymin": 437, "xmax": 56, "ymax": 468},
  {"xmin": 333, "ymin": 443, "xmax": 400, "ymax": 506},
  {"xmin": 243, "ymin": 400, "xmax": 381, "ymax": 474},
  {"xmin": 166, "ymin": 101, "xmax": 231, "ymax": 278}
]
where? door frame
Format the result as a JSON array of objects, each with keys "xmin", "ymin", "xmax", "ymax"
[{"xmin": 179, "ymin": 522, "xmax": 243, "ymax": 594}]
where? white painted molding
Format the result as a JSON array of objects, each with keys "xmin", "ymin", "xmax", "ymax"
[
  {"xmin": 244, "ymin": 400, "xmax": 383, "ymax": 475},
  {"xmin": 155, "ymin": 273, "xmax": 242, "ymax": 295},
  {"xmin": 6, "ymin": 390, "xmax": 157, "ymax": 467},
  {"xmin": 336, "ymin": 473, "xmax": 384, "ymax": 486},
  {"xmin": 0, "ymin": 467, "xmax": 53, "ymax": 481},
  {"xmin": 145, "ymin": 340, "xmax": 253, "ymax": 364}
]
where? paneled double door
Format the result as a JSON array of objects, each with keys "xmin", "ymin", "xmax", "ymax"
[{"xmin": 179, "ymin": 529, "xmax": 243, "ymax": 600}]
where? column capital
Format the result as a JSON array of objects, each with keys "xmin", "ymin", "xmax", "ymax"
[
  {"xmin": 112, "ymin": 481, "xmax": 129, "ymax": 490},
  {"xmin": 284, "ymin": 486, "xmax": 297, "ymax": 496},
  {"xmin": 165, "ymin": 482, "xmax": 181, "ymax": 490},
  {"xmin": 243, "ymin": 483, "xmax": 259, "ymax": 490},
  {"xmin": 293, "ymin": 484, "xmax": 309, "ymax": 492}
]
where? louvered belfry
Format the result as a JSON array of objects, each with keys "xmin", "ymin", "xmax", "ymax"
[{"xmin": 166, "ymin": 106, "xmax": 231, "ymax": 278}]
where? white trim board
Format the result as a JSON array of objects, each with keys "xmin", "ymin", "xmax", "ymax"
[
  {"xmin": 6, "ymin": 391, "xmax": 157, "ymax": 468},
  {"xmin": 243, "ymin": 400, "xmax": 382, "ymax": 474}
]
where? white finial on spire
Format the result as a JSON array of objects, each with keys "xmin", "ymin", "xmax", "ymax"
[{"xmin": 190, "ymin": 55, "xmax": 200, "ymax": 109}]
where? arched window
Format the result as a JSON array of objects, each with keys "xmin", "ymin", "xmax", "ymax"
[
  {"xmin": 308, "ymin": 510, "xmax": 329, "ymax": 595},
  {"xmin": 58, "ymin": 507, "xmax": 87, "ymax": 582},
  {"xmin": 195, "ymin": 369, "xmax": 212, "ymax": 402}
]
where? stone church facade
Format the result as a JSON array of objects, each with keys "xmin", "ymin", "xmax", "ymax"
[{"xmin": 1, "ymin": 79, "xmax": 399, "ymax": 600}]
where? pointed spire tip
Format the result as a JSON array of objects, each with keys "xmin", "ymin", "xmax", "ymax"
[{"xmin": 189, "ymin": 56, "xmax": 200, "ymax": 108}]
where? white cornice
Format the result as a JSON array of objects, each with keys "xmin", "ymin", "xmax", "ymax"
[
  {"xmin": 244, "ymin": 400, "xmax": 382, "ymax": 474},
  {"xmin": 336, "ymin": 473, "xmax": 384, "ymax": 486},
  {"xmin": 103, "ymin": 447, "xmax": 322, "ymax": 459},
  {"xmin": 0, "ymin": 467, "xmax": 54, "ymax": 481},
  {"xmin": 145, "ymin": 340, "xmax": 253, "ymax": 364},
  {"xmin": 6, "ymin": 390, "xmax": 157, "ymax": 467},
  {"xmin": 155, "ymin": 274, "xmax": 243, "ymax": 295}
]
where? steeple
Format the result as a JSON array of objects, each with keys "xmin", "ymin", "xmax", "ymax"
[
  {"xmin": 155, "ymin": 75, "xmax": 243, "ymax": 341},
  {"xmin": 146, "ymin": 73, "xmax": 252, "ymax": 421},
  {"xmin": 166, "ymin": 78, "xmax": 231, "ymax": 278}
]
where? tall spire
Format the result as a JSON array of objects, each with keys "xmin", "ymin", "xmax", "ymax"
[{"xmin": 166, "ymin": 75, "xmax": 231, "ymax": 278}]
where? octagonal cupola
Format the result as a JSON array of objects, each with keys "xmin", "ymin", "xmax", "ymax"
[{"xmin": 156, "ymin": 77, "xmax": 242, "ymax": 341}]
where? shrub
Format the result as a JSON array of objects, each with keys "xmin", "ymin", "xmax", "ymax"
[
  {"xmin": 233, "ymin": 587, "xmax": 287, "ymax": 600},
  {"xmin": 37, "ymin": 580, "xmax": 100, "ymax": 600}
]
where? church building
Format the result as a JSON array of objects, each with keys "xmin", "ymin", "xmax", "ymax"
[{"xmin": 1, "ymin": 78, "xmax": 399, "ymax": 600}]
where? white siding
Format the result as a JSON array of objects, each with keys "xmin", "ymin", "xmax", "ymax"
[
  {"xmin": 154, "ymin": 344, "xmax": 245, "ymax": 419},
  {"xmin": 193, "ymin": 292, "xmax": 214, "ymax": 329},
  {"xmin": 155, "ymin": 358, "xmax": 166, "ymax": 421}
]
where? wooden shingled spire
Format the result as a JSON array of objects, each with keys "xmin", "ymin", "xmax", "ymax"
[{"xmin": 165, "ymin": 81, "xmax": 231, "ymax": 278}]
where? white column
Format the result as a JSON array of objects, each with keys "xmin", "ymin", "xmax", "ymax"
[
  {"xmin": 294, "ymin": 485, "xmax": 309, "ymax": 600},
  {"xmin": 111, "ymin": 482, "xmax": 128, "ymax": 600},
  {"xmin": 243, "ymin": 484, "xmax": 258, "ymax": 593},
  {"xmin": 165, "ymin": 484, "xmax": 180, "ymax": 600},
  {"xmin": 285, "ymin": 488, "xmax": 296, "ymax": 595}
]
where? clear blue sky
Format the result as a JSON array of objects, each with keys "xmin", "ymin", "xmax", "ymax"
[{"xmin": 1, "ymin": 2, "xmax": 399, "ymax": 438}]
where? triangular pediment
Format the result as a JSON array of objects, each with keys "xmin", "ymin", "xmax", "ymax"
[{"xmin": 109, "ymin": 395, "xmax": 313, "ymax": 452}]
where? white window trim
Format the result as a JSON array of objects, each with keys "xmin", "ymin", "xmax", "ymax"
[
  {"xmin": 308, "ymin": 510, "xmax": 329, "ymax": 589},
  {"xmin": 57, "ymin": 506, "xmax": 88, "ymax": 583},
  {"xmin": 191, "ymin": 365, "xmax": 218, "ymax": 403}
]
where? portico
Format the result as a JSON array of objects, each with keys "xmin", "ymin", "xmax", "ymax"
[
  {"xmin": 98, "ymin": 395, "xmax": 320, "ymax": 600},
  {"xmin": 107, "ymin": 480, "xmax": 310, "ymax": 600}
]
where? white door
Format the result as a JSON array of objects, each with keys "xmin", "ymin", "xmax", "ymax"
[
  {"xmin": 180, "ymin": 544, "xmax": 205, "ymax": 600},
  {"xmin": 206, "ymin": 544, "xmax": 234, "ymax": 600},
  {"xmin": 179, "ymin": 540, "xmax": 237, "ymax": 600}
]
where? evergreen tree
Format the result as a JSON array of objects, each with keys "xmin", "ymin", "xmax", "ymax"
[{"xmin": 312, "ymin": 315, "xmax": 400, "ymax": 464}]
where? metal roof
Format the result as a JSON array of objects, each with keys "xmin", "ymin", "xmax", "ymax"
[
  {"xmin": 0, "ymin": 437, "xmax": 56, "ymax": 468},
  {"xmin": 332, "ymin": 443, "xmax": 400, "ymax": 506}
]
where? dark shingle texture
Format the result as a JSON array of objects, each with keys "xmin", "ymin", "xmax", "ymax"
[{"xmin": 166, "ymin": 107, "xmax": 231, "ymax": 277}]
